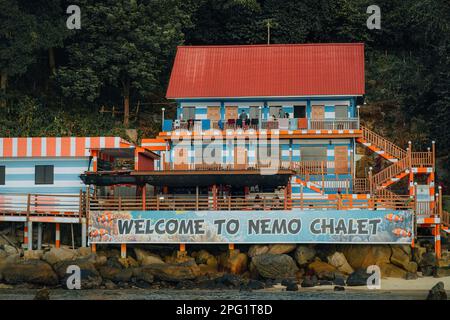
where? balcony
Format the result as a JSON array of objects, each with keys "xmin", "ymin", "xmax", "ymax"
[{"xmin": 163, "ymin": 117, "xmax": 360, "ymax": 132}]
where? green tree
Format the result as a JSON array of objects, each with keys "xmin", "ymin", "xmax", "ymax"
[{"xmin": 57, "ymin": 0, "xmax": 191, "ymax": 126}]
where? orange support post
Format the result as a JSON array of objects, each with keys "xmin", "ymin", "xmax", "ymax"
[
  {"xmin": 179, "ymin": 243, "xmax": 186, "ymax": 252},
  {"xmin": 91, "ymin": 243, "xmax": 97, "ymax": 253},
  {"xmin": 24, "ymin": 224, "xmax": 28, "ymax": 249},
  {"xmin": 121, "ymin": 243, "xmax": 127, "ymax": 258},
  {"xmin": 142, "ymin": 185, "xmax": 147, "ymax": 210},
  {"xmin": 55, "ymin": 223, "xmax": 61, "ymax": 248},
  {"xmin": 228, "ymin": 243, "xmax": 235, "ymax": 251},
  {"xmin": 434, "ymin": 225, "xmax": 441, "ymax": 259}
]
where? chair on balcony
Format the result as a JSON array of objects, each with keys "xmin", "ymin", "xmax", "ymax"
[
  {"xmin": 236, "ymin": 118, "xmax": 243, "ymax": 128},
  {"xmin": 227, "ymin": 119, "xmax": 236, "ymax": 129}
]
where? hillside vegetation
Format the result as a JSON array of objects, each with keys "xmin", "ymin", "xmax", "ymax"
[{"xmin": 1, "ymin": 0, "xmax": 449, "ymax": 185}]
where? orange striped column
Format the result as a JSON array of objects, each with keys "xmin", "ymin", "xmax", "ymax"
[
  {"xmin": 91, "ymin": 243, "xmax": 97, "ymax": 253},
  {"xmin": 434, "ymin": 224, "xmax": 441, "ymax": 259},
  {"xmin": 23, "ymin": 223, "xmax": 28, "ymax": 249},
  {"xmin": 55, "ymin": 223, "xmax": 61, "ymax": 248},
  {"xmin": 228, "ymin": 243, "xmax": 235, "ymax": 251},
  {"xmin": 179, "ymin": 243, "xmax": 186, "ymax": 252},
  {"xmin": 121, "ymin": 243, "xmax": 127, "ymax": 258}
]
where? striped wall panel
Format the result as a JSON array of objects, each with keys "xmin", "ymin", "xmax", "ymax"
[
  {"xmin": 0, "ymin": 137, "xmax": 131, "ymax": 158},
  {"xmin": 0, "ymin": 158, "xmax": 90, "ymax": 194}
]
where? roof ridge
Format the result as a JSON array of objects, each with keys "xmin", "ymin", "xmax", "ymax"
[{"xmin": 177, "ymin": 43, "xmax": 364, "ymax": 49}]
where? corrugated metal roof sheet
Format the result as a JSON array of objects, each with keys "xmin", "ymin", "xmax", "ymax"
[{"xmin": 166, "ymin": 43, "xmax": 365, "ymax": 99}]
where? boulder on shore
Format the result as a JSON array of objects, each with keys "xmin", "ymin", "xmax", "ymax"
[
  {"xmin": 379, "ymin": 263, "xmax": 408, "ymax": 278},
  {"xmin": 53, "ymin": 257, "xmax": 102, "ymax": 289},
  {"xmin": 346, "ymin": 269, "xmax": 371, "ymax": 286},
  {"xmin": 247, "ymin": 245, "xmax": 269, "ymax": 258},
  {"xmin": 390, "ymin": 246, "xmax": 417, "ymax": 273},
  {"xmin": 142, "ymin": 260, "xmax": 200, "ymax": 282},
  {"xmin": 341, "ymin": 245, "xmax": 391, "ymax": 269},
  {"xmin": 426, "ymin": 282, "xmax": 447, "ymax": 300},
  {"xmin": 267, "ymin": 244, "xmax": 296, "ymax": 255},
  {"xmin": 219, "ymin": 250, "xmax": 248, "ymax": 274},
  {"xmin": 1, "ymin": 259, "xmax": 58, "ymax": 286},
  {"xmin": 42, "ymin": 247, "xmax": 78, "ymax": 265},
  {"xmin": 134, "ymin": 248, "xmax": 165, "ymax": 266},
  {"xmin": 251, "ymin": 254, "xmax": 298, "ymax": 279},
  {"xmin": 327, "ymin": 252, "xmax": 354, "ymax": 275},
  {"xmin": 294, "ymin": 245, "xmax": 316, "ymax": 266},
  {"xmin": 99, "ymin": 266, "xmax": 133, "ymax": 283},
  {"xmin": 308, "ymin": 260, "xmax": 338, "ymax": 280}
]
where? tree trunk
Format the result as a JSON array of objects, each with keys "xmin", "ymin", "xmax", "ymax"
[
  {"xmin": 123, "ymin": 80, "xmax": 130, "ymax": 127},
  {"xmin": 0, "ymin": 70, "xmax": 7, "ymax": 108},
  {"xmin": 48, "ymin": 48, "xmax": 56, "ymax": 76}
]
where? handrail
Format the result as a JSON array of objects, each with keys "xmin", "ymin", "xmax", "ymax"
[
  {"xmin": 361, "ymin": 125, "xmax": 407, "ymax": 160},
  {"xmin": 0, "ymin": 193, "xmax": 83, "ymax": 216},
  {"xmin": 372, "ymin": 157, "xmax": 409, "ymax": 188},
  {"xmin": 411, "ymin": 152, "xmax": 433, "ymax": 167}
]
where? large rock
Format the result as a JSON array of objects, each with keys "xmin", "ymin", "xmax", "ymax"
[
  {"xmin": 413, "ymin": 246, "xmax": 427, "ymax": 265},
  {"xmin": 427, "ymin": 282, "xmax": 447, "ymax": 300},
  {"xmin": 247, "ymin": 245, "xmax": 269, "ymax": 258},
  {"xmin": 132, "ymin": 267, "xmax": 155, "ymax": 284},
  {"xmin": 142, "ymin": 261, "xmax": 200, "ymax": 282},
  {"xmin": 390, "ymin": 246, "xmax": 417, "ymax": 273},
  {"xmin": 341, "ymin": 245, "xmax": 391, "ymax": 269},
  {"xmin": 54, "ymin": 257, "xmax": 102, "ymax": 289},
  {"xmin": 434, "ymin": 267, "xmax": 450, "ymax": 278},
  {"xmin": 308, "ymin": 260, "xmax": 338, "ymax": 280},
  {"xmin": 43, "ymin": 247, "xmax": 78, "ymax": 265},
  {"xmin": 99, "ymin": 266, "xmax": 133, "ymax": 283},
  {"xmin": 346, "ymin": 269, "xmax": 371, "ymax": 286},
  {"xmin": 1, "ymin": 260, "xmax": 58, "ymax": 286},
  {"xmin": 3, "ymin": 244, "xmax": 20, "ymax": 256},
  {"xmin": 267, "ymin": 244, "xmax": 296, "ymax": 255},
  {"xmin": 23, "ymin": 250, "xmax": 44, "ymax": 260},
  {"xmin": 327, "ymin": 252, "xmax": 354, "ymax": 275},
  {"xmin": 294, "ymin": 245, "xmax": 316, "ymax": 266},
  {"xmin": 134, "ymin": 248, "xmax": 165, "ymax": 266},
  {"xmin": 380, "ymin": 263, "xmax": 408, "ymax": 278},
  {"xmin": 219, "ymin": 250, "xmax": 248, "ymax": 274},
  {"xmin": 251, "ymin": 254, "xmax": 298, "ymax": 279},
  {"xmin": 418, "ymin": 252, "xmax": 436, "ymax": 269},
  {"xmin": 193, "ymin": 250, "xmax": 218, "ymax": 268}
]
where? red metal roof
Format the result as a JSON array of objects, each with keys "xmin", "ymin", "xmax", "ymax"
[{"xmin": 166, "ymin": 43, "xmax": 365, "ymax": 99}]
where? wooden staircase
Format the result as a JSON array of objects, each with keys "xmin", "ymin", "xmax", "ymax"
[
  {"xmin": 358, "ymin": 126, "xmax": 433, "ymax": 191},
  {"xmin": 357, "ymin": 126, "xmax": 407, "ymax": 162}
]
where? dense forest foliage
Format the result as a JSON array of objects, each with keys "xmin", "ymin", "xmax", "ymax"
[{"xmin": 1, "ymin": 0, "xmax": 449, "ymax": 184}]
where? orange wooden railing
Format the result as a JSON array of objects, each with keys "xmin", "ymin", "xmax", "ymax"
[
  {"xmin": 361, "ymin": 125, "xmax": 407, "ymax": 160},
  {"xmin": 371, "ymin": 156, "xmax": 409, "ymax": 189},
  {"xmin": 0, "ymin": 192, "xmax": 85, "ymax": 217},
  {"xmin": 411, "ymin": 152, "xmax": 433, "ymax": 167}
]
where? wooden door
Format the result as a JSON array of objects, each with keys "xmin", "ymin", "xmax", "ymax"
[
  {"xmin": 234, "ymin": 146, "xmax": 247, "ymax": 170},
  {"xmin": 225, "ymin": 106, "xmax": 238, "ymax": 120},
  {"xmin": 207, "ymin": 106, "xmax": 221, "ymax": 121},
  {"xmin": 311, "ymin": 105, "xmax": 325, "ymax": 129},
  {"xmin": 173, "ymin": 147, "xmax": 189, "ymax": 170},
  {"xmin": 334, "ymin": 146, "xmax": 348, "ymax": 174},
  {"xmin": 311, "ymin": 105, "xmax": 325, "ymax": 119}
]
